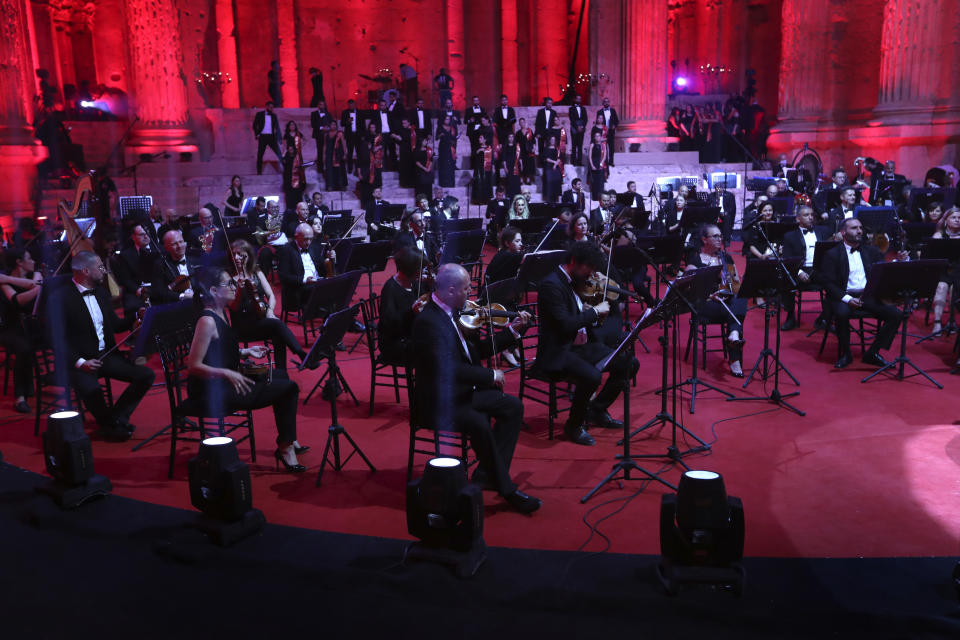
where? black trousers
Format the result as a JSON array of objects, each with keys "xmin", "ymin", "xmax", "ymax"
[
  {"xmin": 314, "ymin": 136, "xmax": 326, "ymax": 172},
  {"xmin": 256, "ymin": 134, "xmax": 282, "ymax": 174},
  {"xmin": 783, "ymin": 270, "xmax": 820, "ymax": 321},
  {"xmin": 0, "ymin": 330, "xmax": 34, "ymax": 398},
  {"xmin": 69, "ymin": 353, "xmax": 155, "ymax": 428},
  {"xmin": 454, "ymin": 389, "xmax": 522, "ymax": 497},
  {"xmin": 193, "ymin": 377, "xmax": 299, "ymax": 445},
  {"xmin": 234, "ymin": 316, "xmax": 305, "ymax": 370},
  {"xmin": 343, "ymin": 132, "xmax": 358, "ymax": 172},
  {"xmin": 571, "ymin": 130, "xmax": 584, "ymax": 164},
  {"xmin": 547, "ymin": 340, "xmax": 634, "ymax": 430},
  {"xmin": 831, "ymin": 298, "xmax": 901, "ymax": 357}
]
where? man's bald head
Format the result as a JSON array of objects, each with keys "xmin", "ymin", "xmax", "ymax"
[
  {"xmin": 294, "ymin": 223, "xmax": 314, "ymax": 250},
  {"xmin": 435, "ymin": 263, "xmax": 470, "ymax": 310}
]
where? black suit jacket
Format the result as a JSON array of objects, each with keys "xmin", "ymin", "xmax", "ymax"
[
  {"xmin": 534, "ymin": 108, "xmax": 556, "ymax": 136},
  {"xmin": 486, "ymin": 198, "xmax": 510, "ymax": 226},
  {"xmin": 782, "ymin": 226, "xmax": 832, "ymax": 272},
  {"xmin": 392, "ymin": 230, "xmax": 438, "ymax": 264},
  {"xmin": 561, "ymin": 189, "xmax": 587, "ymax": 213},
  {"xmin": 252, "ymin": 111, "xmax": 279, "ymax": 137},
  {"xmin": 50, "ymin": 283, "xmax": 135, "ymax": 368},
  {"xmin": 277, "ymin": 242, "xmax": 324, "ymax": 291},
  {"xmin": 435, "ymin": 109, "xmax": 461, "ymax": 135},
  {"xmin": 588, "ymin": 206, "xmax": 613, "ymax": 235},
  {"xmin": 410, "ymin": 108, "xmax": 433, "ymax": 139},
  {"xmin": 464, "ymin": 105, "xmax": 487, "ymax": 127},
  {"xmin": 310, "ymin": 110, "xmax": 333, "ymax": 139},
  {"xmin": 340, "ymin": 108, "xmax": 361, "ymax": 135},
  {"xmin": 150, "ymin": 255, "xmax": 200, "ymax": 305},
  {"xmin": 112, "ymin": 247, "xmax": 153, "ymax": 296},
  {"xmin": 364, "ymin": 198, "xmax": 392, "ymax": 228},
  {"xmin": 535, "ymin": 268, "xmax": 601, "ymax": 371},
  {"xmin": 708, "ymin": 191, "xmax": 736, "ymax": 218},
  {"xmin": 826, "ymin": 205, "xmax": 858, "ymax": 231},
  {"xmin": 568, "ymin": 105, "xmax": 588, "ymax": 133},
  {"xmin": 819, "ymin": 242, "xmax": 885, "ymax": 302},
  {"xmin": 411, "ymin": 300, "xmax": 514, "ymax": 429},
  {"xmin": 492, "ymin": 106, "xmax": 516, "ymax": 131},
  {"xmin": 281, "ymin": 212, "xmax": 309, "ymax": 239},
  {"xmin": 597, "ymin": 106, "xmax": 619, "ymax": 130},
  {"xmin": 246, "ymin": 207, "xmax": 267, "ymax": 230}
]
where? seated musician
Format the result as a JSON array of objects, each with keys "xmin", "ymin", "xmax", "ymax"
[
  {"xmin": 820, "ymin": 218, "xmax": 903, "ymax": 369},
  {"xmin": 486, "ymin": 186, "xmax": 510, "ymax": 241},
  {"xmin": 825, "ymin": 186, "xmax": 863, "ymax": 232},
  {"xmin": 781, "ymin": 204, "xmax": 831, "ymax": 331},
  {"xmin": 0, "ymin": 249, "xmax": 45, "ymax": 413},
  {"xmin": 411, "ymin": 263, "xmax": 540, "ymax": 514},
  {"xmin": 589, "ymin": 191, "xmax": 615, "ymax": 236},
  {"xmin": 277, "ymin": 223, "xmax": 324, "ymax": 312},
  {"xmin": 112, "ymin": 222, "xmax": 155, "ymax": 318},
  {"xmin": 187, "ymin": 267, "xmax": 307, "ymax": 473},
  {"xmin": 229, "ymin": 239, "xmax": 310, "ymax": 374},
  {"xmin": 928, "ymin": 206, "xmax": 960, "ymax": 337},
  {"xmin": 392, "ymin": 210, "xmax": 438, "ymax": 264},
  {"xmin": 684, "ymin": 224, "xmax": 748, "ymax": 378},
  {"xmin": 364, "ymin": 187, "xmax": 394, "ymax": 241},
  {"xmin": 307, "ymin": 191, "xmax": 329, "ymax": 219},
  {"xmin": 378, "ymin": 247, "xmax": 429, "ymax": 366},
  {"xmin": 186, "ymin": 205, "xmax": 226, "ymax": 254},
  {"xmin": 49, "ymin": 251, "xmax": 155, "ymax": 441},
  {"xmin": 561, "ymin": 178, "xmax": 587, "ymax": 214},
  {"xmin": 256, "ymin": 199, "xmax": 287, "ymax": 279},
  {"xmin": 282, "ymin": 201, "xmax": 312, "ymax": 240},
  {"xmin": 485, "ymin": 226, "xmax": 524, "ymax": 286},
  {"xmin": 566, "ymin": 213, "xmax": 592, "ymax": 246},
  {"xmin": 744, "ymin": 201, "xmax": 776, "ymax": 259},
  {"xmin": 150, "ymin": 229, "xmax": 199, "ymax": 304},
  {"xmin": 537, "ymin": 241, "xmax": 639, "ymax": 446},
  {"xmin": 246, "ymin": 196, "xmax": 268, "ymax": 231}
]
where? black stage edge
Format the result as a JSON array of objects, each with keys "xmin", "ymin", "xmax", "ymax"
[{"xmin": 1, "ymin": 463, "xmax": 958, "ymax": 639}]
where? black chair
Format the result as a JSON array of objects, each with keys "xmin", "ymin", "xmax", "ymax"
[
  {"xmin": 813, "ymin": 290, "xmax": 876, "ymax": 357},
  {"xmin": 684, "ymin": 316, "xmax": 729, "ymax": 370},
  {"xmin": 32, "ymin": 344, "xmax": 112, "ymax": 436},
  {"xmin": 154, "ymin": 327, "xmax": 255, "ymax": 478},
  {"xmin": 516, "ymin": 302, "xmax": 571, "ymax": 440},
  {"xmin": 360, "ymin": 294, "xmax": 407, "ymax": 417},
  {"xmin": 405, "ymin": 368, "xmax": 472, "ymax": 483}
]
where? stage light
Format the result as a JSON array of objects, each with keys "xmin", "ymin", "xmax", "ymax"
[
  {"xmin": 37, "ymin": 411, "xmax": 112, "ymax": 508},
  {"xmin": 657, "ymin": 470, "xmax": 745, "ymax": 596},
  {"xmin": 80, "ymin": 100, "xmax": 94, "ymax": 108},
  {"xmin": 187, "ymin": 436, "xmax": 265, "ymax": 546},
  {"xmin": 405, "ymin": 457, "xmax": 486, "ymax": 577},
  {"xmin": 675, "ymin": 76, "xmax": 688, "ymax": 87}
]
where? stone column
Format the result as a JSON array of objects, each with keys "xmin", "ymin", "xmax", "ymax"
[
  {"xmin": 215, "ymin": 0, "xmax": 240, "ymax": 109},
  {"xmin": 124, "ymin": 0, "xmax": 197, "ymax": 158},
  {"xmin": 445, "ymin": 0, "xmax": 465, "ymax": 108},
  {"xmin": 775, "ymin": 0, "xmax": 831, "ymax": 125},
  {"xmin": 500, "ymin": 0, "xmax": 519, "ymax": 103},
  {"xmin": 276, "ymin": 0, "xmax": 300, "ymax": 108},
  {"xmin": 0, "ymin": 0, "xmax": 48, "ymax": 226},
  {"xmin": 619, "ymin": 0, "xmax": 669, "ymax": 148}
]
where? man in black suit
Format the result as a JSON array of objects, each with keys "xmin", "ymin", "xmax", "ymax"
[
  {"xmin": 825, "ymin": 186, "xmax": 863, "ymax": 232},
  {"xmin": 373, "ymin": 98, "xmax": 399, "ymax": 171},
  {"xmin": 486, "ymin": 186, "xmax": 510, "ymax": 238},
  {"xmin": 308, "ymin": 67, "xmax": 324, "ymax": 107},
  {"xmin": 364, "ymin": 187, "xmax": 394, "ymax": 241},
  {"xmin": 50, "ymin": 251, "xmax": 155, "ymax": 441},
  {"xmin": 492, "ymin": 94, "xmax": 516, "ymax": 144},
  {"xmin": 870, "ymin": 160, "xmax": 907, "ymax": 206},
  {"xmin": 410, "ymin": 97, "xmax": 432, "ymax": 142},
  {"xmin": 393, "ymin": 209, "xmax": 438, "ymax": 265},
  {"xmin": 588, "ymin": 191, "xmax": 615, "ymax": 235},
  {"xmin": 561, "ymin": 177, "xmax": 587, "ymax": 214},
  {"xmin": 780, "ymin": 205, "xmax": 831, "ymax": 331},
  {"xmin": 246, "ymin": 196, "xmax": 268, "ymax": 230},
  {"xmin": 568, "ymin": 94, "xmax": 588, "ymax": 166},
  {"xmin": 340, "ymin": 99, "xmax": 362, "ymax": 173},
  {"xmin": 150, "ymin": 229, "xmax": 200, "ymax": 305},
  {"xmin": 112, "ymin": 223, "xmax": 155, "ymax": 318},
  {"xmin": 536, "ymin": 242, "xmax": 636, "ymax": 446},
  {"xmin": 186, "ymin": 206, "xmax": 222, "ymax": 253},
  {"xmin": 310, "ymin": 100, "xmax": 333, "ymax": 173},
  {"xmin": 411, "ymin": 263, "xmax": 540, "ymax": 513},
  {"xmin": 708, "ymin": 184, "xmax": 737, "ymax": 243},
  {"xmin": 252, "ymin": 101, "xmax": 282, "ymax": 175},
  {"xmin": 281, "ymin": 201, "xmax": 312, "ymax": 240},
  {"xmin": 277, "ymin": 222, "xmax": 324, "ymax": 312},
  {"xmin": 597, "ymin": 97, "xmax": 619, "ymax": 166},
  {"xmin": 819, "ymin": 218, "xmax": 902, "ymax": 368},
  {"xmin": 534, "ymin": 97, "xmax": 557, "ymax": 160}
]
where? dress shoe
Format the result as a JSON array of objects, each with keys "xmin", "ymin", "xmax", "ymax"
[
  {"xmin": 862, "ymin": 352, "xmax": 890, "ymax": 368},
  {"xmin": 780, "ymin": 318, "xmax": 797, "ymax": 331},
  {"xmin": 504, "ymin": 489, "xmax": 542, "ymax": 514},
  {"xmin": 587, "ymin": 408, "xmax": 623, "ymax": 429},
  {"xmin": 564, "ymin": 424, "xmax": 595, "ymax": 446},
  {"xmin": 813, "ymin": 316, "xmax": 828, "ymax": 331},
  {"xmin": 729, "ymin": 361, "xmax": 744, "ymax": 378},
  {"xmin": 834, "ymin": 353, "xmax": 853, "ymax": 369},
  {"xmin": 335, "ymin": 341, "xmax": 346, "ymax": 351},
  {"xmin": 294, "ymin": 444, "xmax": 310, "ymax": 455},
  {"xmin": 13, "ymin": 400, "xmax": 30, "ymax": 414},
  {"xmin": 274, "ymin": 449, "xmax": 306, "ymax": 473}
]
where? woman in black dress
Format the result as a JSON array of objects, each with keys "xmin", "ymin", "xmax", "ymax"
[
  {"xmin": 484, "ymin": 226, "xmax": 524, "ymax": 286},
  {"xmin": 282, "ymin": 121, "xmax": 306, "ymax": 207},
  {"xmin": 228, "ymin": 239, "xmax": 309, "ymax": 373},
  {"xmin": 223, "ymin": 175, "xmax": 243, "ymax": 218},
  {"xmin": 541, "ymin": 136, "xmax": 562, "ymax": 203},
  {"xmin": 517, "ymin": 118, "xmax": 537, "ymax": 185},
  {"xmin": 187, "ymin": 266, "xmax": 307, "ymax": 473},
  {"xmin": 587, "ymin": 130, "xmax": 607, "ymax": 201},
  {"xmin": 437, "ymin": 116, "xmax": 457, "ymax": 188},
  {"xmin": 498, "ymin": 132, "xmax": 523, "ymax": 200},
  {"xmin": 744, "ymin": 201, "xmax": 776, "ymax": 260},
  {"xmin": 324, "ymin": 121, "xmax": 347, "ymax": 191},
  {"xmin": 473, "ymin": 138, "xmax": 494, "ymax": 205},
  {"xmin": 414, "ymin": 136, "xmax": 435, "ymax": 198}
]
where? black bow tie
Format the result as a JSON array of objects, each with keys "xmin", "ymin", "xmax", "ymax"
[
  {"xmin": 849, "ymin": 246, "xmax": 860, "ymax": 253},
  {"xmin": 81, "ymin": 289, "xmax": 96, "ymax": 297},
  {"xmin": 175, "ymin": 260, "xmax": 186, "ymax": 266},
  {"xmin": 802, "ymin": 229, "xmax": 815, "ymax": 235}
]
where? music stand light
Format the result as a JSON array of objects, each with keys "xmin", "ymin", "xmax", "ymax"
[
  {"xmin": 405, "ymin": 457, "xmax": 486, "ymax": 578},
  {"xmin": 37, "ymin": 411, "xmax": 112, "ymax": 508},
  {"xmin": 187, "ymin": 436, "xmax": 265, "ymax": 546}
]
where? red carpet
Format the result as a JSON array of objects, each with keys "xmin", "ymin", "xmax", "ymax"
[{"xmin": 4, "ymin": 245, "xmax": 959, "ymax": 559}]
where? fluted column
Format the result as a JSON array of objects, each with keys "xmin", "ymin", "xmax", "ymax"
[
  {"xmin": 124, "ymin": 0, "xmax": 196, "ymax": 157},
  {"xmin": 0, "ymin": 0, "xmax": 48, "ymax": 225},
  {"xmin": 215, "ymin": 0, "xmax": 240, "ymax": 109},
  {"xmin": 619, "ymin": 0, "xmax": 668, "ymax": 143},
  {"xmin": 500, "ymin": 0, "xmax": 519, "ymax": 103},
  {"xmin": 445, "ymin": 0, "xmax": 465, "ymax": 108},
  {"xmin": 276, "ymin": 0, "xmax": 300, "ymax": 108},
  {"xmin": 776, "ymin": 0, "xmax": 831, "ymax": 124}
]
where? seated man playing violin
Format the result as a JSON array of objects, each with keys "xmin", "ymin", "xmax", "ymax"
[
  {"xmin": 150, "ymin": 229, "xmax": 199, "ymax": 305},
  {"xmin": 536, "ymin": 241, "xmax": 639, "ymax": 446}
]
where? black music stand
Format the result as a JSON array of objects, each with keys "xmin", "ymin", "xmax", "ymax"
[
  {"xmin": 516, "ymin": 249, "xmax": 567, "ymax": 289},
  {"xmin": 634, "ymin": 235, "xmax": 684, "ymax": 300},
  {"xmin": 439, "ymin": 229, "xmax": 485, "ymax": 265},
  {"xmin": 915, "ymin": 239, "xmax": 960, "ymax": 342},
  {"xmin": 536, "ymin": 219, "xmax": 568, "ymax": 251},
  {"xmin": 729, "ymin": 257, "xmax": 805, "ymax": 416},
  {"xmin": 760, "ymin": 221, "xmax": 799, "ymax": 248},
  {"xmin": 528, "ymin": 202, "xmax": 560, "ymax": 219},
  {"xmin": 301, "ymin": 270, "xmax": 362, "ymax": 405},
  {"xmin": 441, "ymin": 218, "xmax": 483, "ymax": 235},
  {"xmin": 299, "ymin": 306, "xmax": 376, "ymax": 486},
  {"xmin": 770, "ymin": 196, "xmax": 794, "ymax": 218},
  {"xmin": 861, "ymin": 259, "xmax": 947, "ymax": 388},
  {"xmin": 509, "ymin": 217, "xmax": 552, "ymax": 247},
  {"xmin": 855, "ymin": 206, "xmax": 897, "ymax": 235},
  {"xmin": 344, "ymin": 240, "xmax": 393, "ymax": 298},
  {"xmin": 581, "ymin": 310, "xmax": 675, "ymax": 503},
  {"xmin": 656, "ymin": 266, "xmax": 736, "ymax": 413},
  {"xmin": 902, "ymin": 222, "xmax": 936, "ymax": 249},
  {"xmin": 322, "ymin": 213, "xmax": 355, "ymax": 238},
  {"xmin": 623, "ymin": 269, "xmax": 711, "ymax": 459}
]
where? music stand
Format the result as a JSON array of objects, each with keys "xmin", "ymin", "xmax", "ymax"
[
  {"xmin": 728, "ymin": 258, "xmax": 805, "ymax": 416},
  {"xmin": 441, "ymin": 218, "xmax": 483, "ymax": 235},
  {"xmin": 528, "ymin": 202, "xmax": 560, "ymax": 218},
  {"xmin": 760, "ymin": 221, "xmax": 799, "ymax": 248},
  {"xmin": 581, "ymin": 310, "xmax": 675, "ymax": 503},
  {"xmin": 634, "ymin": 235, "xmax": 684, "ymax": 300},
  {"xmin": 439, "ymin": 229, "xmax": 485, "ymax": 265},
  {"xmin": 298, "ymin": 305, "xmax": 376, "ymax": 486},
  {"xmin": 915, "ymin": 239, "xmax": 960, "ymax": 342},
  {"xmin": 509, "ymin": 217, "xmax": 552, "ymax": 247},
  {"xmin": 770, "ymin": 196, "xmax": 794, "ymax": 218},
  {"xmin": 860, "ymin": 259, "xmax": 947, "ymax": 388},
  {"xmin": 302, "ymin": 270, "xmax": 363, "ymax": 405},
  {"xmin": 516, "ymin": 249, "xmax": 567, "ymax": 289},
  {"xmin": 679, "ymin": 207, "xmax": 720, "ymax": 249},
  {"xmin": 322, "ymin": 213, "xmax": 355, "ymax": 239},
  {"xmin": 902, "ymin": 222, "xmax": 936, "ymax": 249},
  {"xmin": 854, "ymin": 206, "xmax": 897, "ymax": 234},
  {"xmin": 344, "ymin": 240, "xmax": 393, "ymax": 298}
]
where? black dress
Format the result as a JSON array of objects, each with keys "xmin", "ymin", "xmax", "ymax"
[
  {"xmin": 225, "ymin": 187, "xmax": 243, "ymax": 217},
  {"xmin": 438, "ymin": 128, "xmax": 457, "ymax": 188},
  {"xmin": 283, "ymin": 133, "xmax": 306, "ymax": 207},
  {"xmin": 542, "ymin": 148, "xmax": 561, "ymax": 203},
  {"xmin": 414, "ymin": 148, "xmax": 434, "ymax": 197},
  {"xmin": 498, "ymin": 144, "xmax": 522, "ymax": 200},
  {"xmin": 484, "ymin": 249, "xmax": 522, "ymax": 286},
  {"xmin": 187, "ymin": 310, "xmax": 299, "ymax": 445},
  {"xmin": 588, "ymin": 143, "xmax": 605, "ymax": 200},
  {"xmin": 378, "ymin": 277, "xmax": 419, "ymax": 365},
  {"xmin": 324, "ymin": 132, "xmax": 347, "ymax": 191}
]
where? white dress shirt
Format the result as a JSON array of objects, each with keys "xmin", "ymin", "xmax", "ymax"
[
  {"xmin": 300, "ymin": 248, "xmax": 318, "ymax": 282},
  {"xmin": 801, "ymin": 228, "xmax": 817, "ymax": 267},
  {"xmin": 74, "ymin": 280, "xmax": 105, "ymax": 367},
  {"xmin": 380, "ymin": 112, "xmax": 390, "ymax": 134},
  {"xmin": 842, "ymin": 243, "xmax": 867, "ymax": 303},
  {"xmin": 262, "ymin": 113, "xmax": 273, "ymax": 135}
]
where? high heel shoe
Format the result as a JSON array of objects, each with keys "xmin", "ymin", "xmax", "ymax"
[
  {"xmin": 294, "ymin": 444, "xmax": 310, "ymax": 454},
  {"xmin": 274, "ymin": 449, "xmax": 306, "ymax": 473}
]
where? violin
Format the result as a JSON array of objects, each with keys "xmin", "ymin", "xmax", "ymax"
[
  {"xmin": 576, "ymin": 272, "xmax": 636, "ymax": 305},
  {"xmin": 458, "ymin": 299, "xmax": 519, "ymax": 330},
  {"xmin": 230, "ymin": 251, "xmax": 268, "ymax": 319}
]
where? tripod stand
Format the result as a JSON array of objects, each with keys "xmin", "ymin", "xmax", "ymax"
[
  {"xmin": 299, "ymin": 306, "xmax": 376, "ymax": 486},
  {"xmin": 741, "ymin": 291, "xmax": 799, "ymax": 388}
]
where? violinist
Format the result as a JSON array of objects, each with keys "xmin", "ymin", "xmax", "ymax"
[
  {"xmin": 229, "ymin": 239, "xmax": 310, "ymax": 374},
  {"xmin": 566, "ymin": 213, "xmax": 592, "ymax": 246},
  {"xmin": 112, "ymin": 222, "xmax": 154, "ymax": 318},
  {"xmin": 685, "ymin": 224, "xmax": 748, "ymax": 378},
  {"xmin": 150, "ymin": 229, "xmax": 198, "ymax": 304},
  {"xmin": 537, "ymin": 242, "xmax": 638, "ymax": 446},
  {"xmin": 393, "ymin": 210, "xmax": 438, "ymax": 265},
  {"xmin": 0, "ymin": 248, "xmax": 44, "ymax": 413},
  {"xmin": 378, "ymin": 246, "xmax": 429, "ymax": 366},
  {"xmin": 277, "ymin": 223, "xmax": 324, "ymax": 311},
  {"xmin": 780, "ymin": 205, "xmax": 831, "ymax": 331},
  {"xmin": 282, "ymin": 120, "xmax": 307, "ymax": 207}
]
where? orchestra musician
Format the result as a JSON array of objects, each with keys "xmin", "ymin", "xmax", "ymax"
[
  {"xmin": 708, "ymin": 183, "xmax": 737, "ymax": 244},
  {"xmin": 0, "ymin": 249, "xmax": 44, "ymax": 413},
  {"xmin": 281, "ymin": 201, "xmax": 312, "ymax": 240},
  {"xmin": 825, "ymin": 186, "xmax": 863, "ymax": 232},
  {"xmin": 929, "ymin": 206, "xmax": 960, "ymax": 336},
  {"xmin": 508, "ymin": 194, "xmax": 529, "ymax": 221},
  {"xmin": 229, "ymin": 239, "xmax": 310, "ymax": 374},
  {"xmin": 566, "ymin": 213, "xmax": 592, "ymax": 246},
  {"xmin": 597, "ymin": 97, "xmax": 619, "ymax": 166},
  {"xmin": 364, "ymin": 187, "xmax": 394, "ymax": 241},
  {"xmin": 536, "ymin": 242, "xmax": 637, "ymax": 446},
  {"xmin": 49, "ymin": 251, "xmax": 155, "ymax": 441},
  {"xmin": 589, "ymin": 191, "xmax": 615, "ymax": 236},
  {"xmin": 277, "ymin": 223, "xmax": 324, "ymax": 312},
  {"xmin": 484, "ymin": 226, "xmax": 524, "ymax": 287},
  {"xmin": 187, "ymin": 266, "xmax": 307, "ymax": 473},
  {"xmin": 187, "ymin": 206, "xmax": 225, "ymax": 254},
  {"xmin": 744, "ymin": 201, "xmax": 776, "ymax": 260},
  {"xmin": 112, "ymin": 222, "xmax": 155, "ymax": 318},
  {"xmin": 620, "ymin": 181, "xmax": 645, "ymax": 212},
  {"xmin": 151, "ymin": 229, "xmax": 199, "ymax": 304},
  {"xmin": 684, "ymin": 224, "xmax": 748, "ymax": 378},
  {"xmin": 411, "ymin": 263, "xmax": 540, "ymax": 513},
  {"xmin": 485, "ymin": 186, "xmax": 510, "ymax": 240},
  {"xmin": 307, "ymin": 191, "xmax": 329, "ymax": 219},
  {"xmin": 256, "ymin": 200, "xmax": 286, "ymax": 280},
  {"xmin": 561, "ymin": 177, "xmax": 587, "ymax": 214},
  {"xmin": 819, "ymin": 218, "xmax": 904, "ymax": 369},
  {"xmin": 393, "ymin": 209, "xmax": 438, "ymax": 265},
  {"xmin": 377, "ymin": 246, "xmax": 429, "ymax": 366},
  {"xmin": 780, "ymin": 205, "xmax": 831, "ymax": 331}
]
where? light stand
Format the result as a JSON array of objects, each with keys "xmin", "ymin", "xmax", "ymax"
[
  {"xmin": 188, "ymin": 436, "xmax": 265, "ymax": 546},
  {"xmin": 37, "ymin": 411, "xmax": 112, "ymax": 508}
]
